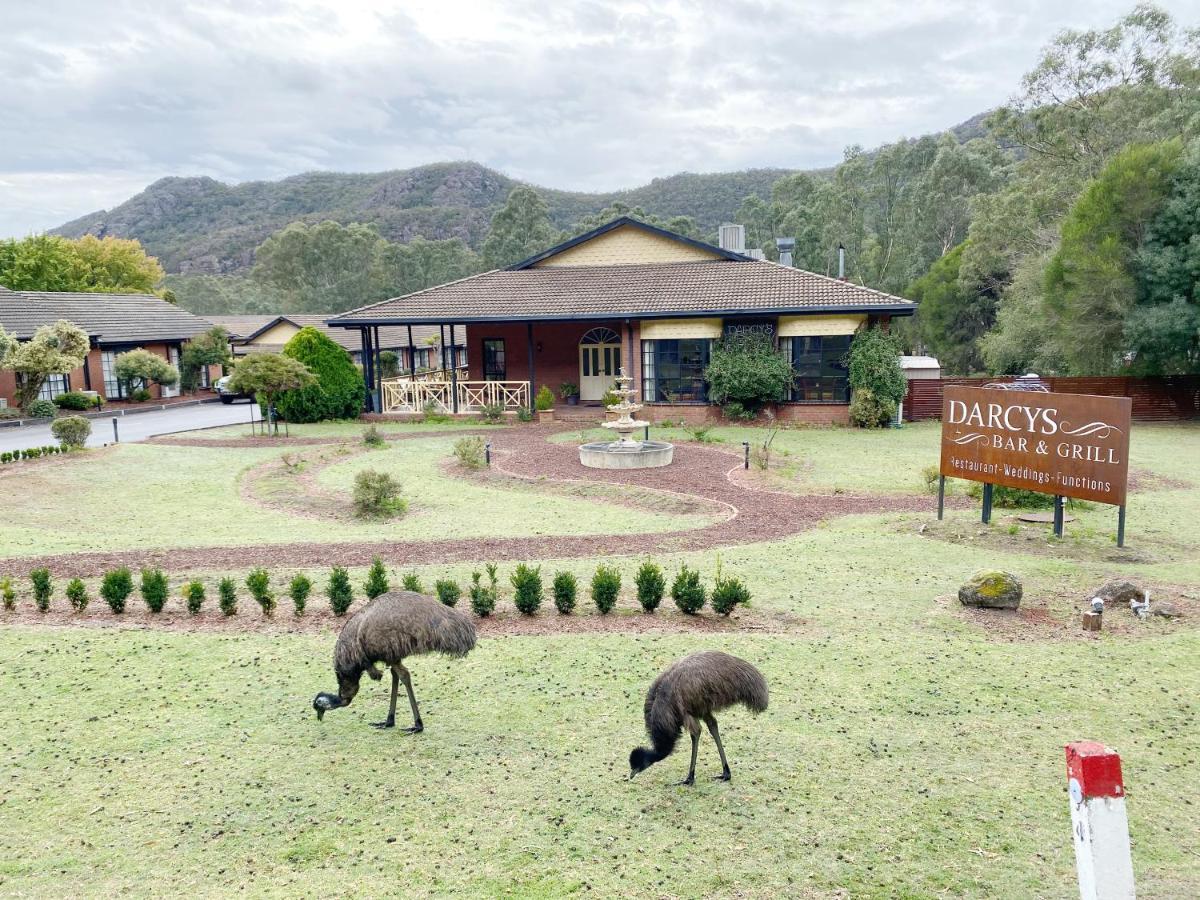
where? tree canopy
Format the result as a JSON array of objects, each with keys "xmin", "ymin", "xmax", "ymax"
[
  {"xmin": 480, "ymin": 186, "xmax": 557, "ymax": 269},
  {"xmin": 0, "ymin": 319, "xmax": 90, "ymax": 409},
  {"xmin": 227, "ymin": 353, "xmax": 317, "ymax": 407},
  {"xmin": 0, "ymin": 234, "xmax": 164, "ymax": 294},
  {"xmin": 273, "ymin": 326, "xmax": 364, "ymax": 422}
]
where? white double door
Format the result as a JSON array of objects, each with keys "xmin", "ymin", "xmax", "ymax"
[{"xmin": 579, "ymin": 342, "xmax": 622, "ymax": 401}]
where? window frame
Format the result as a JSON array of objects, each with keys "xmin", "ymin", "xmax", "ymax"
[
  {"xmin": 482, "ymin": 338, "xmax": 506, "ymax": 381},
  {"xmin": 783, "ymin": 334, "xmax": 852, "ymax": 404},
  {"xmin": 640, "ymin": 338, "xmax": 711, "ymax": 404}
]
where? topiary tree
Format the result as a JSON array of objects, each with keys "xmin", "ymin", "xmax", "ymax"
[
  {"xmin": 66, "ymin": 577, "xmax": 88, "ymax": 612},
  {"xmin": 180, "ymin": 326, "xmax": 231, "ymax": 392},
  {"xmin": 364, "ymin": 557, "xmax": 390, "ymax": 599},
  {"xmin": 227, "ymin": 352, "xmax": 317, "ymax": 415},
  {"xmin": 0, "ymin": 319, "xmax": 89, "ymax": 411},
  {"xmin": 671, "ymin": 566, "xmax": 706, "ymax": 615},
  {"xmin": 552, "ymin": 571, "xmax": 577, "ymax": 614},
  {"xmin": 100, "ymin": 567, "xmax": 134, "ymax": 614},
  {"xmin": 246, "ymin": 568, "xmax": 275, "ymax": 616},
  {"xmin": 114, "ymin": 348, "xmax": 179, "ymax": 396},
  {"xmin": 218, "ymin": 577, "xmax": 238, "ymax": 616},
  {"xmin": 434, "ymin": 578, "xmax": 461, "ymax": 607},
  {"xmin": 183, "ymin": 580, "xmax": 205, "ymax": 615},
  {"xmin": 140, "ymin": 568, "xmax": 169, "ymax": 613},
  {"xmin": 847, "ymin": 326, "xmax": 905, "ymax": 428},
  {"xmin": 634, "ymin": 560, "xmax": 665, "ymax": 613},
  {"xmin": 591, "ymin": 564, "xmax": 621, "ymax": 615},
  {"xmin": 51, "ymin": 416, "xmax": 91, "ymax": 450},
  {"xmin": 327, "ymin": 566, "xmax": 353, "ymax": 615},
  {"xmin": 510, "ymin": 563, "xmax": 543, "ymax": 615},
  {"xmin": 30, "ymin": 568, "xmax": 52, "ymax": 612},
  {"xmin": 289, "ymin": 573, "xmax": 312, "ymax": 615},
  {"xmin": 705, "ymin": 333, "xmax": 794, "ymax": 419},
  {"xmin": 274, "ymin": 326, "xmax": 365, "ymax": 423}
]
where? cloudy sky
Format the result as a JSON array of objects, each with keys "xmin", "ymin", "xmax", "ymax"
[{"xmin": 0, "ymin": 0, "xmax": 1194, "ymax": 237}]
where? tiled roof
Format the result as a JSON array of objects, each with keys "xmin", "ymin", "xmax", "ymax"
[
  {"xmin": 217, "ymin": 314, "xmax": 453, "ymax": 354},
  {"xmin": 202, "ymin": 315, "xmax": 276, "ymax": 339},
  {"xmin": 330, "ymin": 260, "xmax": 914, "ymax": 326},
  {"xmin": 0, "ymin": 288, "xmax": 217, "ymax": 343}
]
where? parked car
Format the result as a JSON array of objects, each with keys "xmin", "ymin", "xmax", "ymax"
[{"xmin": 215, "ymin": 376, "xmax": 253, "ymax": 404}]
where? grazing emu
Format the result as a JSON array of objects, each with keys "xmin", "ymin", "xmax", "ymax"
[
  {"xmin": 312, "ymin": 591, "xmax": 476, "ymax": 731},
  {"xmin": 629, "ymin": 651, "xmax": 767, "ymax": 785}
]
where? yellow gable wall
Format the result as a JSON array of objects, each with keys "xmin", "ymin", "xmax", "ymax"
[
  {"xmin": 246, "ymin": 321, "xmax": 302, "ymax": 347},
  {"xmin": 534, "ymin": 224, "xmax": 725, "ymax": 267}
]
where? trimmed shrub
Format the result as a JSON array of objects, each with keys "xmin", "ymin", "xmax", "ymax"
[
  {"xmin": 711, "ymin": 571, "xmax": 751, "ymax": 616},
  {"xmin": 274, "ymin": 326, "xmax": 365, "ymax": 423},
  {"xmin": 183, "ymin": 580, "xmax": 205, "ymax": 615},
  {"xmin": 401, "ymin": 571, "xmax": 423, "ymax": 593},
  {"xmin": 289, "ymin": 573, "xmax": 312, "ymax": 615},
  {"xmin": 515, "ymin": 406, "xmax": 534, "ymax": 423},
  {"xmin": 534, "ymin": 384, "xmax": 555, "ymax": 411},
  {"xmin": 25, "ymin": 398, "xmax": 57, "ymax": 419},
  {"xmin": 704, "ymin": 333, "xmax": 794, "ymax": 418},
  {"xmin": 848, "ymin": 388, "xmax": 896, "ymax": 429},
  {"xmin": 246, "ymin": 567, "xmax": 275, "ymax": 616},
  {"xmin": 479, "ymin": 401, "xmax": 504, "ymax": 423},
  {"xmin": 453, "ymin": 436, "xmax": 485, "ymax": 469},
  {"xmin": 30, "ymin": 568, "xmax": 52, "ymax": 611},
  {"xmin": 218, "ymin": 577, "xmax": 238, "ymax": 616},
  {"xmin": 100, "ymin": 567, "xmax": 133, "ymax": 614},
  {"xmin": 352, "ymin": 469, "xmax": 407, "ymax": 518},
  {"xmin": 328, "ymin": 566, "xmax": 353, "ymax": 616},
  {"xmin": 140, "ymin": 568, "xmax": 169, "ymax": 613},
  {"xmin": 591, "ymin": 564, "xmax": 621, "ymax": 615},
  {"xmin": 66, "ymin": 577, "xmax": 88, "ymax": 612},
  {"xmin": 671, "ymin": 565, "xmax": 706, "ymax": 615},
  {"xmin": 966, "ymin": 482, "xmax": 1055, "ymax": 509},
  {"xmin": 552, "ymin": 571, "xmax": 577, "ymax": 614},
  {"xmin": 53, "ymin": 391, "xmax": 96, "ymax": 411},
  {"xmin": 510, "ymin": 563, "xmax": 543, "ymax": 615},
  {"xmin": 469, "ymin": 570, "xmax": 495, "ymax": 617},
  {"xmin": 362, "ymin": 424, "xmax": 386, "ymax": 448},
  {"xmin": 129, "ymin": 387, "xmax": 152, "ymax": 403},
  {"xmin": 364, "ymin": 557, "xmax": 390, "ymax": 599},
  {"xmin": 115, "ymin": 348, "xmax": 179, "ymax": 393},
  {"xmin": 435, "ymin": 578, "xmax": 461, "ymax": 607},
  {"xmin": 634, "ymin": 560, "xmax": 665, "ymax": 613},
  {"xmin": 1, "ymin": 576, "xmax": 14, "ymax": 610}
]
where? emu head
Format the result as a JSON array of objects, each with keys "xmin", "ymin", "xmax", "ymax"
[
  {"xmin": 629, "ymin": 747, "xmax": 658, "ymax": 779},
  {"xmin": 312, "ymin": 692, "xmax": 344, "ymax": 721}
]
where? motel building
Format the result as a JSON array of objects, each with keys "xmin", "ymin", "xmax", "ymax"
[{"xmin": 331, "ymin": 217, "xmax": 915, "ymax": 423}]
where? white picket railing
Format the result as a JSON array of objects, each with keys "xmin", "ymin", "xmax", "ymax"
[{"xmin": 381, "ymin": 378, "xmax": 529, "ymax": 414}]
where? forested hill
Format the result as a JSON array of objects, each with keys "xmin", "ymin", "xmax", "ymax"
[{"xmin": 51, "ymin": 163, "xmax": 794, "ymax": 275}]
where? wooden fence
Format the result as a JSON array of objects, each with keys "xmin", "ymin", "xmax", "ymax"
[
  {"xmin": 904, "ymin": 376, "xmax": 1200, "ymax": 423},
  {"xmin": 381, "ymin": 378, "xmax": 530, "ymax": 414}
]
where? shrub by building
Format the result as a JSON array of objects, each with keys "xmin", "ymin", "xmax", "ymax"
[
  {"xmin": 275, "ymin": 326, "xmax": 365, "ymax": 422},
  {"xmin": 453, "ymin": 436, "xmax": 485, "ymax": 469}
]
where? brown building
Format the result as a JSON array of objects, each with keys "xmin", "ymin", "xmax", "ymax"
[
  {"xmin": 0, "ymin": 286, "xmax": 221, "ymax": 407},
  {"xmin": 331, "ymin": 217, "xmax": 915, "ymax": 422}
]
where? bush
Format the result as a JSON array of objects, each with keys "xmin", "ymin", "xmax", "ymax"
[
  {"xmin": 183, "ymin": 580, "xmax": 205, "ymax": 615},
  {"xmin": 534, "ymin": 384, "xmax": 555, "ymax": 411},
  {"xmin": 364, "ymin": 557, "xmax": 390, "ymax": 599},
  {"xmin": 684, "ymin": 424, "xmax": 717, "ymax": 442},
  {"xmin": 377, "ymin": 350, "xmax": 400, "ymax": 379},
  {"xmin": 218, "ymin": 577, "xmax": 238, "ymax": 616},
  {"xmin": 711, "ymin": 568, "xmax": 751, "ymax": 616},
  {"xmin": 671, "ymin": 565, "xmax": 706, "ymax": 615},
  {"xmin": 1, "ymin": 576, "xmax": 14, "ymax": 610},
  {"xmin": 516, "ymin": 406, "xmax": 534, "ymax": 423},
  {"xmin": 435, "ymin": 578, "xmax": 461, "ymax": 607},
  {"xmin": 552, "ymin": 571, "xmax": 577, "ymax": 614},
  {"xmin": 274, "ymin": 326, "xmax": 365, "ymax": 423},
  {"xmin": 601, "ymin": 389, "xmax": 621, "ymax": 408},
  {"xmin": 966, "ymin": 482, "xmax": 1055, "ymax": 509},
  {"xmin": 129, "ymin": 387, "xmax": 152, "ymax": 403},
  {"xmin": 289, "ymin": 573, "xmax": 312, "ymax": 615},
  {"xmin": 115, "ymin": 348, "xmax": 179, "ymax": 393},
  {"xmin": 634, "ymin": 560, "xmax": 665, "ymax": 612},
  {"xmin": 704, "ymin": 334, "xmax": 793, "ymax": 418},
  {"xmin": 921, "ymin": 464, "xmax": 941, "ymax": 493},
  {"xmin": 53, "ymin": 391, "xmax": 95, "ymax": 411},
  {"xmin": 848, "ymin": 388, "xmax": 897, "ymax": 428},
  {"xmin": 559, "ymin": 382, "xmax": 578, "ymax": 400},
  {"xmin": 352, "ymin": 469, "xmax": 407, "ymax": 518},
  {"xmin": 100, "ymin": 567, "xmax": 133, "ymax": 614},
  {"xmin": 246, "ymin": 567, "xmax": 275, "ymax": 616},
  {"xmin": 328, "ymin": 566, "xmax": 353, "ymax": 615},
  {"xmin": 591, "ymin": 564, "xmax": 621, "ymax": 615},
  {"xmin": 30, "ymin": 568, "xmax": 52, "ymax": 611},
  {"xmin": 25, "ymin": 398, "xmax": 57, "ymax": 418},
  {"xmin": 479, "ymin": 401, "xmax": 504, "ymax": 423},
  {"xmin": 421, "ymin": 399, "xmax": 450, "ymax": 424},
  {"xmin": 510, "ymin": 563, "xmax": 543, "ymax": 615},
  {"xmin": 469, "ymin": 568, "xmax": 496, "ymax": 617},
  {"xmin": 453, "ymin": 435, "xmax": 485, "ymax": 469},
  {"xmin": 51, "ymin": 415, "xmax": 91, "ymax": 450},
  {"xmin": 362, "ymin": 424, "xmax": 386, "ymax": 448},
  {"xmin": 140, "ymin": 568, "xmax": 169, "ymax": 613},
  {"xmin": 400, "ymin": 571, "xmax": 423, "ymax": 593},
  {"xmin": 66, "ymin": 577, "xmax": 88, "ymax": 612}
]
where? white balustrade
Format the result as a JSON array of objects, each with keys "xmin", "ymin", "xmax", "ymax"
[{"xmin": 380, "ymin": 378, "xmax": 529, "ymax": 414}]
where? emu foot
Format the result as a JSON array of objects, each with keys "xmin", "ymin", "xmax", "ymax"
[
  {"xmin": 713, "ymin": 771, "xmax": 732, "ymax": 782},
  {"xmin": 401, "ymin": 723, "xmax": 424, "ymax": 734},
  {"xmin": 371, "ymin": 720, "xmax": 396, "ymax": 729},
  {"xmin": 675, "ymin": 776, "xmax": 695, "ymax": 786}
]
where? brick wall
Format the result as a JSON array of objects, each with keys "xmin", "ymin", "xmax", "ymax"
[{"xmin": 641, "ymin": 402, "xmax": 849, "ymax": 426}]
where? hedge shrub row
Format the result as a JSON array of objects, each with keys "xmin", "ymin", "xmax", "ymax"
[{"xmin": 1, "ymin": 445, "xmax": 69, "ymax": 463}]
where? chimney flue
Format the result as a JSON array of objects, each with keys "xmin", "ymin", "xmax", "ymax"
[
  {"xmin": 776, "ymin": 237, "xmax": 795, "ymax": 268},
  {"xmin": 837, "ymin": 244, "xmax": 846, "ymax": 279}
]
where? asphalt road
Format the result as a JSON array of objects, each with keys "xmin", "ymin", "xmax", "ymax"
[{"xmin": 0, "ymin": 401, "xmax": 257, "ymax": 452}]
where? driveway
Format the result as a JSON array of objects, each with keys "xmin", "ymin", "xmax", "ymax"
[{"xmin": 0, "ymin": 401, "xmax": 257, "ymax": 452}]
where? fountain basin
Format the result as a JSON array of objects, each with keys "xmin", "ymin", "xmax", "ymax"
[{"xmin": 579, "ymin": 440, "xmax": 674, "ymax": 469}]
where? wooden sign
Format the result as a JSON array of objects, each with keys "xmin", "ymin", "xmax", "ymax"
[{"xmin": 940, "ymin": 386, "xmax": 1131, "ymax": 506}]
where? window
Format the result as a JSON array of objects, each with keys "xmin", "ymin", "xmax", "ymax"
[
  {"xmin": 101, "ymin": 350, "xmax": 121, "ymax": 398},
  {"xmin": 36, "ymin": 374, "xmax": 71, "ymax": 402},
  {"xmin": 482, "ymin": 339, "xmax": 506, "ymax": 381},
  {"xmin": 641, "ymin": 339, "xmax": 711, "ymax": 403},
  {"xmin": 783, "ymin": 335, "xmax": 851, "ymax": 403}
]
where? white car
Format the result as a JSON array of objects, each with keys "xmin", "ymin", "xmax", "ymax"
[{"xmin": 215, "ymin": 376, "xmax": 253, "ymax": 404}]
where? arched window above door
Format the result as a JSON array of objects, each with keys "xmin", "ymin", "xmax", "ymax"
[{"xmin": 580, "ymin": 327, "xmax": 620, "ymax": 345}]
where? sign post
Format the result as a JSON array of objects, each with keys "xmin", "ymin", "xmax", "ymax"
[
  {"xmin": 1066, "ymin": 741, "xmax": 1135, "ymax": 900},
  {"xmin": 939, "ymin": 387, "xmax": 1131, "ymax": 542}
]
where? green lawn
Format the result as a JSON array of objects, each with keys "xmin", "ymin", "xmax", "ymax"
[{"xmin": 1, "ymin": 421, "xmax": 1198, "ymax": 897}]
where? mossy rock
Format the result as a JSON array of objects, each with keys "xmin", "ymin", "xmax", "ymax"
[{"xmin": 959, "ymin": 570, "xmax": 1022, "ymax": 609}]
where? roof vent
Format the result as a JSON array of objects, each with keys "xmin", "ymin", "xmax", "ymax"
[
  {"xmin": 776, "ymin": 237, "xmax": 795, "ymax": 268},
  {"xmin": 718, "ymin": 224, "xmax": 746, "ymax": 253}
]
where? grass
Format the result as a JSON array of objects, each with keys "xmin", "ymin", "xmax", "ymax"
[{"xmin": 1, "ymin": 420, "xmax": 1198, "ymax": 895}]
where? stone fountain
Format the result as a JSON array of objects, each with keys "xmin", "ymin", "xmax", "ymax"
[{"xmin": 579, "ymin": 367, "xmax": 674, "ymax": 469}]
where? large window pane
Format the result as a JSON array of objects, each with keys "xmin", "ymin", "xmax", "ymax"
[
  {"xmin": 785, "ymin": 335, "xmax": 850, "ymax": 402},
  {"xmin": 482, "ymin": 339, "xmax": 506, "ymax": 381},
  {"xmin": 641, "ymin": 339, "xmax": 710, "ymax": 402}
]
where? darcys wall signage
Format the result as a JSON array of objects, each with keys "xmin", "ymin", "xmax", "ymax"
[{"xmin": 939, "ymin": 386, "xmax": 1131, "ymax": 506}]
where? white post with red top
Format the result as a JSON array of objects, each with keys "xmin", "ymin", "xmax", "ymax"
[{"xmin": 1066, "ymin": 741, "xmax": 1135, "ymax": 900}]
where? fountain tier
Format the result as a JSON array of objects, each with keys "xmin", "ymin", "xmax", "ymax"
[{"xmin": 578, "ymin": 367, "xmax": 673, "ymax": 469}]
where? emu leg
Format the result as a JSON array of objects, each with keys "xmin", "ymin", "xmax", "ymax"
[
  {"xmin": 704, "ymin": 714, "xmax": 731, "ymax": 781},
  {"xmin": 677, "ymin": 722, "xmax": 700, "ymax": 786},
  {"xmin": 398, "ymin": 664, "xmax": 424, "ymax": 733},
  {"xmin": 371, "ymin": 668, "xmax": 399, "ymax": 729}
]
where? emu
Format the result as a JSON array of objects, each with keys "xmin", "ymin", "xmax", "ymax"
[
  {"xmin": 312, "ymin": 591, "xmax": 476, "ymax": 731},
  {"xmin": 629, "ymin": 651, "xmax": 767, "ymax": 785}
]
